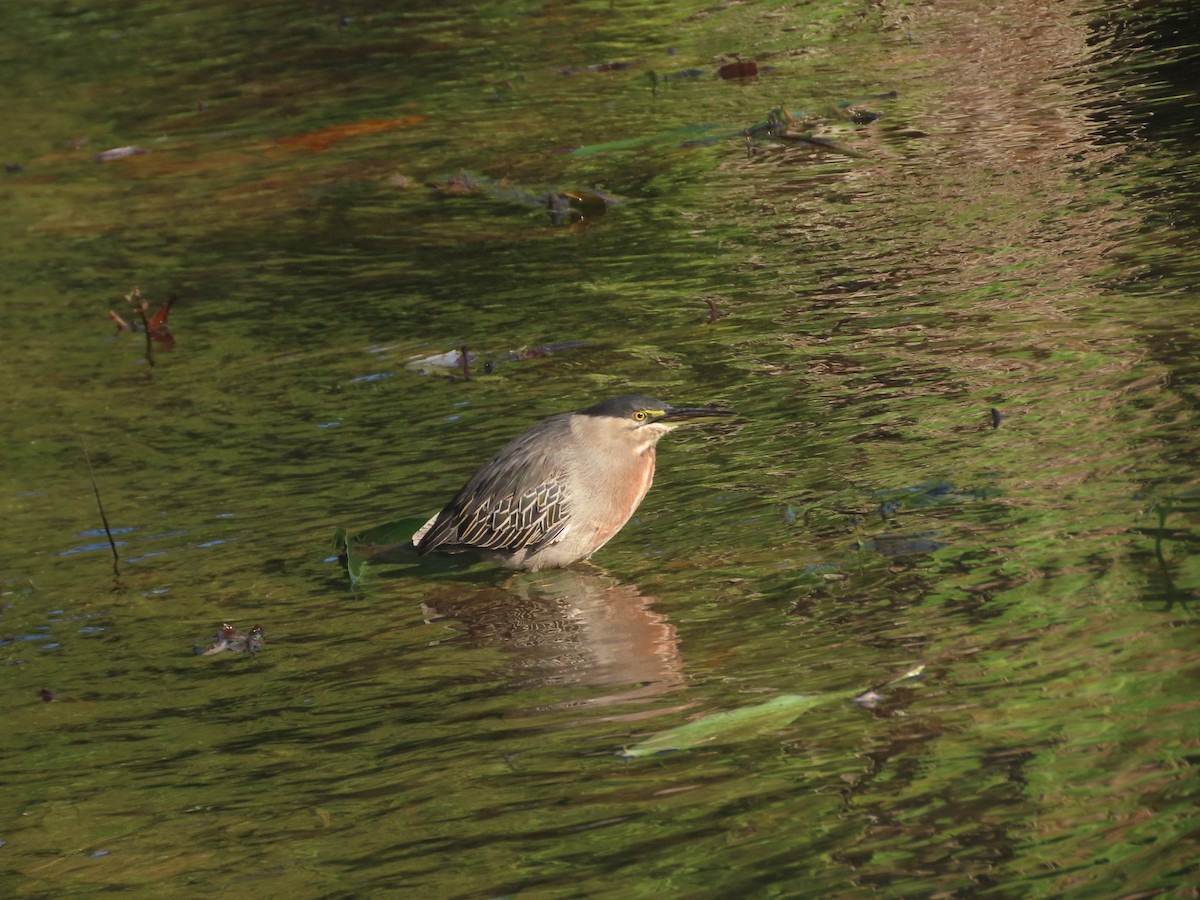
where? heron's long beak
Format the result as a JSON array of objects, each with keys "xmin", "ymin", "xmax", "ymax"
[{"xmin": 660, "ymin": 405, "xmax": 737, "ymax": 423}]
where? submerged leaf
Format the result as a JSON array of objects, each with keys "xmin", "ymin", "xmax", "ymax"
[
  {"xmin": 860, "ymin": 533, "xmax": 949, "ymax": 557},
  {"xmin": 352, "ymin": 516, "xmax": 429, "ymax": 549},
  {"xmin": 335, "ymin": 516, "xmax": 429, "ymax": 587}
]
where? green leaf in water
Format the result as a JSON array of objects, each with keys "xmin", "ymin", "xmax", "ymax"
[
  {"xmin": 333, "ymin": 515, "xmax": 429, "ymax": 588},
  {"xmin": 618, "ymin": 693, "xmax": 832, "ymax": 758},
  {"xmin": 620, "ymin": 665, "xmax": 927, "ymax": 758}
]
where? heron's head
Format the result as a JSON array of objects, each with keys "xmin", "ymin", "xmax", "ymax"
[{"xmin": 580, "ymin": 395, "xmax": 736, "ymax": 445}]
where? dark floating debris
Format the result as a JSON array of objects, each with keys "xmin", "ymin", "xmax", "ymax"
[
  {"xmin": 718, "ymin": 60, "xmax": 758, "ymax": 79},
  {"xmin": 427, "ymin": 171, "xmax": 481, "ymax": 196},
  {"xmin": 589, "ymin": 60, "xmax": 636, "ymax": 73},
  {"xmin": 647, "ymin": 68, "xmax": 707, "ymax": 93},
  {"xmin": 559, "ymin": 59, "xmax": 643, "ymax": 76},
  {"xmin": 835, "ymin": 91, "xmax": 897, "ymax": 124},
  {"xmin": 546, "ymin": 187, "xmax": 617, "ymax": 226},
  {"xmin": 404, "ymin": 340, "xmax": 589, "ymax": 378},
  {"xmin": 574, "ymin": 93, "xmax": 895, "ymax": 157},
  {"xmin": 197, "ymin": 623, "xmax": 264, "ymax": 657},
  {"xmin": 744, "ymin": 106, "xmax": 873, "ymax": 158},
  {"xmin": 428, "ymin": 172, "xmax": 622, "ymax": 226},
  {"xmin": 860, "ymin": 532, "xmax": 949, "ymax": 558}
]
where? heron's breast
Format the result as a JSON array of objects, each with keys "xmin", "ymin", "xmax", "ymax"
[{"xmin": 589, "ymin": 447, "xmax": 656, "ymax": 547}]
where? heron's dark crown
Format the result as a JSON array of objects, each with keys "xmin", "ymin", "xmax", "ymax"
[{"xmin": 579, "ymin": 395, "xmax": 669, "ymax": 419}]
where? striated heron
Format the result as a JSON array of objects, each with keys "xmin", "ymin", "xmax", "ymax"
[{"xmin": 413, "ymin": 395, "xmax": 735, "ymax": 570}]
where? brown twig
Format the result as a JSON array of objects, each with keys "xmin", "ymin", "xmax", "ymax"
[
  {"xmin": 459, "ymin": 344, "xmax": 470, "ymax": 380},
  {"xmin": 126, "ymin": 286, "xmax": 155, "ymax": 367},
  {"xmin": 772, "ymin": 131, "xmax": 872, "ymax": 159},
  {"xmin": 704, "ymin": 298, "xmax": 722, "ymax": 324},
  {"xmin": 78, "ymin": 436, "xmax": 120, "ymax": 579}
]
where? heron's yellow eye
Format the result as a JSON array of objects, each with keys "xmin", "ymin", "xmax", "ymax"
[{"xmin": 633, "ymin": 410, "xmax": 647, "ymax": 422}]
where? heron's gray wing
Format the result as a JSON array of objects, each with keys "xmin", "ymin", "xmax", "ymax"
[{"xmin": 416, "ymin": 415, "xmax": 573, "ymax": 555}]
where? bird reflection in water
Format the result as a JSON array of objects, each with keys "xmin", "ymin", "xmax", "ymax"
[{"xmin": 422, "ymin": 568, "xmax": 688, "ymax": 720}]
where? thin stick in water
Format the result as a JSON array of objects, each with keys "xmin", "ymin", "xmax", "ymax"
[{"xmin": 78, "ymin": 436, "xmax": 120, "ymax": 578}]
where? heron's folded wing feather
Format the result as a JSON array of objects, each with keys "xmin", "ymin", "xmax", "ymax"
[{"xmin": 416, "ymin": 415, "xmax": 574, "ymax": 555}]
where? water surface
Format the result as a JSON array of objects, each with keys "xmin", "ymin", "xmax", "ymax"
[{"xmin": 2, "ymin": 0, "xmax": 1198, "ymax": 896}]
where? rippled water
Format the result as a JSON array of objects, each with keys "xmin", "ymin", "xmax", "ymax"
[{"xmin": 3, "ymin": 0, "xmax": 1198, "ymax": 895}]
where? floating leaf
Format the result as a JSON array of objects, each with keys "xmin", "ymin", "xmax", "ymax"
[
  {"xmin": 619, "ymin": 693, "xmax": 831, "ymax": 757},
  {"xmin": 621, "ymin": 665, "xmax": 927, "ymax": 757}
]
